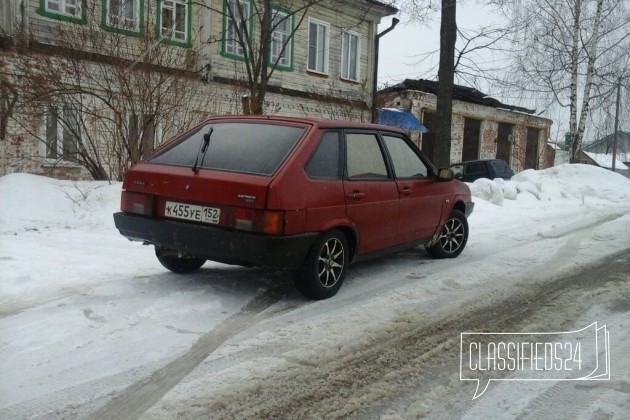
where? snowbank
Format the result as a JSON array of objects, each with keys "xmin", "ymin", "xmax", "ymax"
[
  {"xmin": 468, "ymin": 164, "xmax": 630, "ymax": 207},
  {"xmin": 0, "ymin": 173, "xmax": 121, "ymax": 233}
]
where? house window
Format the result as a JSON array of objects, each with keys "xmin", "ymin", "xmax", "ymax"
[
  {"xmin": 45, "ymin": 108, "xmax": 60, "ymax": 159},
  {"xmin": 341, "ymin": 31, "xmax": 360, "ymax": 81},
  {"xmin": 270, "ymin": 9, "xmax": 293, "ymax": 70},
  {"xmin": 104, "ymin": 0, "xmax": 142, "ymax": 33},
  {"xmin": 159, "ymin": 0, "xmax": 190, "ymax": 45},
  {"xmin": 44, "ymin": 105, "xmax": 80, "ymax": 162},
  {"xmin": 308, "ymin": 19, "xmax": 329, "ymax": 74},
  {"xmin": 38, "ymin": 0, "xmax": 85, "ymax": 23},
  {"xmin": 223, "ymin": 0, "xmax": 251, "ymax": 58}
]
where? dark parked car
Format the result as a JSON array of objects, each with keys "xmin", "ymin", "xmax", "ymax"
[
  {"xmin": 114, "ymin": 116, "xmax": 474, "ymax": 299},
  {"xmin": 450, "ymin": 159, "xmax": 514, "ymax": 183}
]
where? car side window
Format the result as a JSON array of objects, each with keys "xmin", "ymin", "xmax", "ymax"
[
  {"xmin": 466, "ymin": 162, "xmax": 486, "ymax": 175},
  {"xmin": 382, "ymin": 135, "xmax": 428, "ymax": 178},
  {"xmin": 305, "ymin": 131, "xmax": 341, "ymax": 179},
  {"xmin": 490, "ymin": 160, "xmax": 509, "ymax": 172},
  {"xmin": 345, "ymin": 133, "xmax": 389, "ymax": 180}
]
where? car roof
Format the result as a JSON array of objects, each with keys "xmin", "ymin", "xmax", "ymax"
[
  {"xmin": 450, "ymin": 159, "xmax": 506, "ymax": 165},
  {"xmin": 202, "ymin": 115, "xmax": 407, "ymax": 133}
]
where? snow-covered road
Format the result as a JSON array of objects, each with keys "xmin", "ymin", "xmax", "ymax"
[{"xmin": 1, "ymin": 164, "xmax": 628, "ymax": 419}]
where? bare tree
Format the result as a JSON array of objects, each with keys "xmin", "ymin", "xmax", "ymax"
[
  {"xmin": 392, "ymin": 0, "xmax": 461, "ymax": 167},
  {"xmin": 10, "ymin": 10, "xmax": 218, "ymax": 180},
  {"xmin": 498, "ymin": 0, "xmax": 630, "ymax": 162},
  {"xmin": 201, "ymin": 0, "xmax": 380, "ymax": 115}
]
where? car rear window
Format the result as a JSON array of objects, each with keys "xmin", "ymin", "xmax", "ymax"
[{"xmin": 149, "ymin": 122, "xmax": 305, "ymax": 175}]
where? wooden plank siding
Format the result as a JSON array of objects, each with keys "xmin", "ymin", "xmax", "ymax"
[{"xmin": 0, "ymin": 0, "xmax": 396, "ymax": 179}]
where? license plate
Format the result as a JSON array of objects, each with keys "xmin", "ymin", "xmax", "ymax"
[{"xmin": 164, "ymin": 201, "xmax": 220, "ymax": 225}]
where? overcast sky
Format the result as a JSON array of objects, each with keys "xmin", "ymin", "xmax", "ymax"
[{"xmin": 376, "ymin": 3, "xmax": 506, "ymax": 89}]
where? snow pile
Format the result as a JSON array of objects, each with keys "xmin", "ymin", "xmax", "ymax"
[
  {"xmin": 0, "ymin": 173, "xmax": 121, "ymax": 233},
  {"xmin": 468, "ymin": 164, "xmax": 630, "ymax": 207}
]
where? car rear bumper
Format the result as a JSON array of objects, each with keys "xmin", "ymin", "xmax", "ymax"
[
  {"xmin": 113, "ymin": 212, "xmax": 318, "ymax": 270},
  {"xmin": 465, "ymin": 202, "xmax": 475, "ymax": 218}
]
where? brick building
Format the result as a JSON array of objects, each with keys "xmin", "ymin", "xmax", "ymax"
[{"xmin": 378, "ymin": 79, "xmax": 554, "ymax": 171}]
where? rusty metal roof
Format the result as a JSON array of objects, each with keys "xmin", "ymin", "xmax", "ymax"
[{"xmin": 380, "ymin": 78, "xmax": 536, "ymax": 115}]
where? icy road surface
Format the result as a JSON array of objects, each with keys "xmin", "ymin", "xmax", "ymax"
[{"xmin": 1, "ymin": 164, "xmax": 629, "ymax": 419}]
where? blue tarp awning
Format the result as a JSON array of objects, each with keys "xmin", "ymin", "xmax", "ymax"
[{"xmin": 377, "ymin": 108, "xmax": 428, "ymax": 133}]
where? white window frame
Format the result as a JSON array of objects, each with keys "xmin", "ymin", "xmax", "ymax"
[
  {"xmin": 45, "ymin": 0, "xmax": 81, "ymax": 18},
  {"xmin": 270, "ymin": 9, "xmax": 292, "ymax": 68},
  {"xmin": 224, "ymin": 0, "xmax": 251, "ymax": 57},
  {"xmin": 160, "ymin": 0, "xmax": 189, "ymax": 43},
  {"xmin": 341, "ymin": 30, "xmax": 360, "ymax": 81},
  {"xmin": 307, "ymin": 18, "xmax": 329, "ymax": 75},
  {"xmin": 106, "ymin": 0, "xmax": 140, "ymax": 32}
]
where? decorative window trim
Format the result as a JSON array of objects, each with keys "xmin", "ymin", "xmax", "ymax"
[
  {"xmin": 37, "ymin": 0, "xmax": 87, "ymax": 24},
  {"xmin": 340, "ymin": 30, "xmax": 360, "ymax": 82},
  {"xmin": 268, "ymin": 7, "xmax": 294, "ymax": 72},
  {"xmin": 221, "ymin": 0, "xmax": 252, "ymax": 61},
  {"xmin": 307, "ymin": 18, "xmax": 330, "ymax": 75},
  {"xmin": 101, "ymin": 0, "xmax": 144, "ymax": 36},
  {"xmin": 157, "ymin": 0, "xmax": 192, "ymax": 48}
]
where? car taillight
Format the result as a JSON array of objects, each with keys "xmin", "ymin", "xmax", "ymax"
[
  {"xmin": 259, "ymin": 211, "xmax": 284, "ymax": 235},
  {"xmin": 121, "ymin": 191, "xmax": 155, "ymax": 216},
  {"xmin": 228, "ymin": 208, "xmax": 284, "ymax": 235},
  {"xmin": 235, "ymin": 208, "xmax": 254, "ymax": 231}
]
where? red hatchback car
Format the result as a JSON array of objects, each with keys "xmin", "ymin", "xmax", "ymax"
[{"xmin": 114, "ymin": 116, "xmax": 474, "ymax": 299}]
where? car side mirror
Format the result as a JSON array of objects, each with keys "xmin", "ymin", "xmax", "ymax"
[{"xmin": 437, "ymin": 168, "xmax": 454, "ymax": 181}]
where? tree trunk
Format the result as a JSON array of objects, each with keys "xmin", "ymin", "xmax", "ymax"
[
  {"xmin": 433, "ymin": 0, "xmax": 457, "ymax": 169},
  {"xmin": 574, "ymin": 0, "xmax": 605, "ymax": 156},
  {"xmin": 569, "ymin": 0, "xmax": 583, "ymax": 163}
]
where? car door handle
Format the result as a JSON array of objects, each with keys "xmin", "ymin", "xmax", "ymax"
[
  {"xmin": 346, "ymin": 192, "xmax": 366, "ymax": 200},
  {"xmin": 399, "ymin": 188, "xmax": 412, "ymax": 196}
]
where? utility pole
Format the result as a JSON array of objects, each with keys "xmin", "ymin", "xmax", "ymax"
[
  {"xmin": 371, "ymin": 18, "xmax": 399, "ymax": 123},
  {"xmin": 612, "ymin": 77, "xmax": 621, "ymax": 171}
]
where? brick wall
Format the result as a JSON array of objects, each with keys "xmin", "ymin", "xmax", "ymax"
[{"xmin": 380, "ymin": 90, "xmax": 554, "ymax": 171}]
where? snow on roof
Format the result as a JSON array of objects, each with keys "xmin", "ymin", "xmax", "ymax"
[{"xmin": 583, "ymin": 151, "xmax": 629, "ymax": 169}]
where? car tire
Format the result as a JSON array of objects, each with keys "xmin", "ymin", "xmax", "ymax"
[
  {"xmin": 155, "ymin": 247, "xmax": 206, "ymax": 273},
  {"xmin": 293, "ymin": 230, "xmax": 349, "ymax": 300},
  {"xmin": 426, "ymin": 210, "xmax": 469, "ymax": 259}
]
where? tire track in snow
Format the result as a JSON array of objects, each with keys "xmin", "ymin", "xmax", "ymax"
[
  {"xmin": 154, "ymin": 251, "xmax": 629, "ymax": 419},
  {"xmin": 85, "ymin": 282, "xmax": 294, "ymax": 420},
  {"xmin": 0, "ymin": 285, "xmax": 93, "ymax": 318}
]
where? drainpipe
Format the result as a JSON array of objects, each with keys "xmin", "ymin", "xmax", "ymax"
[{"xmin": 371, "ymin": 17, "xmax": 399, "ymax": 123}]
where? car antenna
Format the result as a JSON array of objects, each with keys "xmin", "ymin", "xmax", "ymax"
[{"xmin": 192, "ymin": 126, "xmax": 214, "ymax": 172}]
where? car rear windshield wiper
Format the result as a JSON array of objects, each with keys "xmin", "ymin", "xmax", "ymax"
[{"xmin": 192, "ymin": 126, "xmax": 214, "ymax": 172}]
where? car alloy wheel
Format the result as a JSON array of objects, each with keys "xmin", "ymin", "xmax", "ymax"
[
  {"xmin": 437, "ymin": 217, "xmax": 466, "ymax": 254},
  {"xmin": 293, "ymin": 230, "xmax": 349, "ymax": 300},
  {"xmin": 426, "ymin": 210, "xmax": 469, "ymax": 259},
  {"xmin": 317, "ymin": 237, "xmax": 345, "ymax": 288}
]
